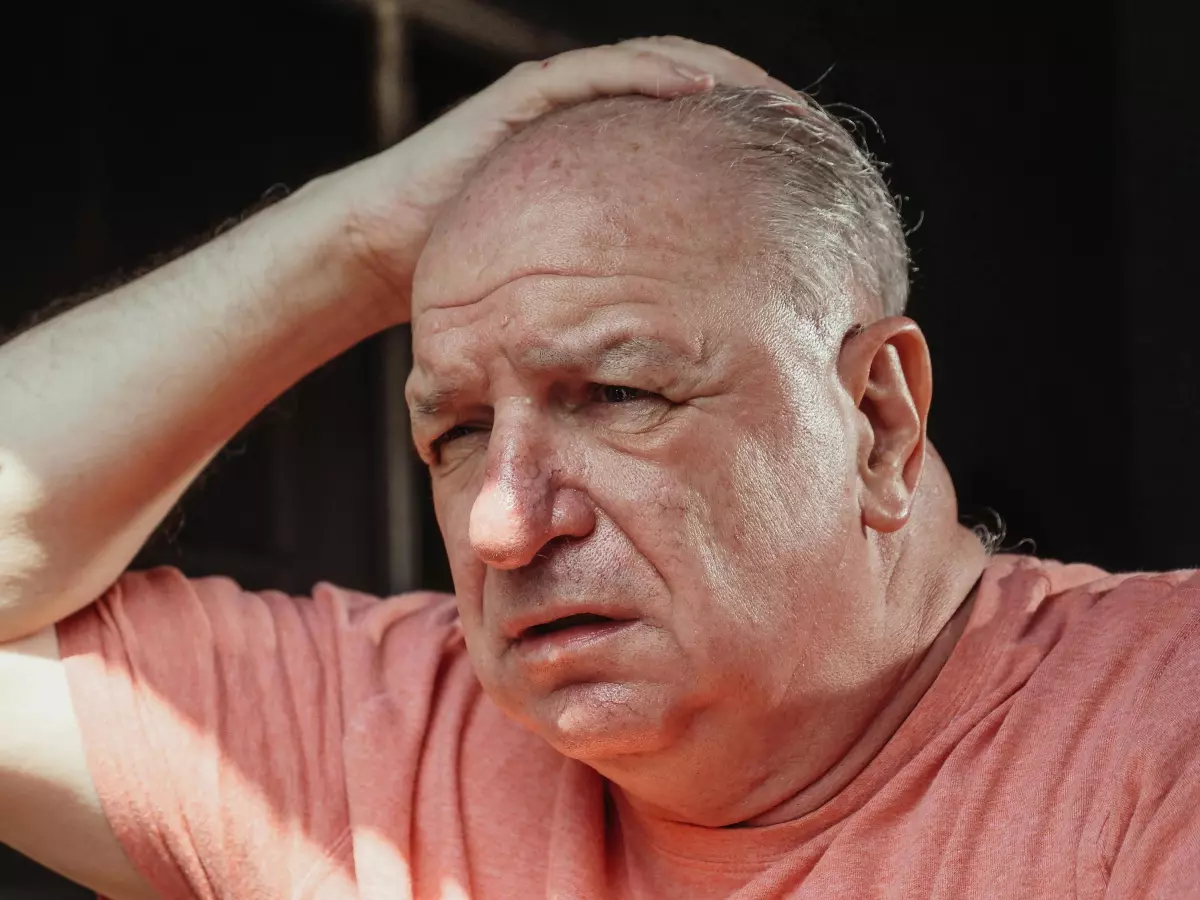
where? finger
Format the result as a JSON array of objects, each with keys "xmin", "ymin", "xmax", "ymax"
[
  {"xmin": 620, "ymin": 37, "xmax": 807, "ymax": 103},
  {"xmin": 625, "ymin": 36, "xmax": 768, "ymax": 75},
  {"xmin": 480, "ymin": 46, "xmax": 716, "ymax": 125},
  {"xmin": 616, "ymin": 36, "xmax": 773, "ymax": 89}
]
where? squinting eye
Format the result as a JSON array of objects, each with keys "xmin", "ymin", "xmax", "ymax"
[
  {"xmin": 431, "ymin": 424, "xmax": 478, "ymax": 453},
  {"xmin": 591, "ymin": 384, "xmax": 654, "ymax": 403}
]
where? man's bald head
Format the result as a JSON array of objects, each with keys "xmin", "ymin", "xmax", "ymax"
[{"xmin": 427, "ymin": 85, "xmax": 909, "ymax": 327}]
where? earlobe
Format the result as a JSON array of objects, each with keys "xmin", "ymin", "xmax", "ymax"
[{"xmin": 838, "ymin": 318, "xmax": 932, "ymax": 534}]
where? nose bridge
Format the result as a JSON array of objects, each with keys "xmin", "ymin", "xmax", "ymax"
[
  {"xmin": 469, "ymin": 402, "xmax": 555, "ymax": 569},
  {"xmin": 484, "ymin": 405, "xmax": 552, "ymax": 512}
]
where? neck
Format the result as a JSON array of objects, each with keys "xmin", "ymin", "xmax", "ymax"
[{"xmin": 749, "ymin": 449, "xmax": 989, "ymax": 824}]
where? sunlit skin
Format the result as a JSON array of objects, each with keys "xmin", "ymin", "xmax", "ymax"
[{"xmin": 406, "ymin": 102, "xmax": 988, "ymax": 828}]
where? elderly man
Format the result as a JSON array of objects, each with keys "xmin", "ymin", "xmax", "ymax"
[{"xmin": 0, "ymin": 37, "xmax": 1196, "ymax": 900}]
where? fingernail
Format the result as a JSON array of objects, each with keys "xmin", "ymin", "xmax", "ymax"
[{"xmin": 672, "ymin": 64, "xmax": 714, "ymax": 85}]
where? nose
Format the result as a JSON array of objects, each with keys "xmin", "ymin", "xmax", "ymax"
[{"xmin": 468, "ymin": 422, "xmax": 595, "ymax": 570}]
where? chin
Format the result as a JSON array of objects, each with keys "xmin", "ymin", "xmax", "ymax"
[{"xmin": 529, "ymin": 680, "xmax": 683, "ymax": 761}]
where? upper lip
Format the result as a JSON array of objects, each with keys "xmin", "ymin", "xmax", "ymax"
[{"xmin": 502, "ymin": 603, "xmax": 639, "ymax": 641}]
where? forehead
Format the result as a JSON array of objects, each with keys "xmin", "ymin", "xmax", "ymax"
[{"xmin": 412, "ymin": 107, "xmax": 765, "ymax": 320}]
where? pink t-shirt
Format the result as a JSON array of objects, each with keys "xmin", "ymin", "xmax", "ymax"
[{"xmin": 56, "ymin": 555, "xmax": 1200, "ymax": 899}]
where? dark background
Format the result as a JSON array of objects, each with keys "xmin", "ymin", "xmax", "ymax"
[{"xmin": 2, "ymin": 0, "xmax": 1196, "ymax": 894}]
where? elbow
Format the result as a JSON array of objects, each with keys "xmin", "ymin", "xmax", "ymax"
[{"xmin": 0, "ymin": 455, "xmax": 53, "ymax": 641}]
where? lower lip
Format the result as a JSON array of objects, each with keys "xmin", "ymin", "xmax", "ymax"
[{"xmin": 513, "ymin": 620, "xmax": 639, "ymax": 664}]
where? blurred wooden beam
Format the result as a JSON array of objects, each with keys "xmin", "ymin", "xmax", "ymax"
[
  {"xmin": 371, "ymin": 0, "xmax": 421, "ymax": 594},
  {"xmin": 329, "ymin": 0, "xmax": 577, "ymax": 62},
  {"xmin": 405, "ymin": 0, "xmax": 576, "ymax": 57}
]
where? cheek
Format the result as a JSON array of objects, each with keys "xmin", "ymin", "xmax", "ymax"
[
  {"xmin": 432, "ymin": 481, "xmax": 485, "ymax": 615},
  {"xmin": 743, "ymin": 423, "xmax": 852, "ymax": 545},
  {"xmin": 584, "ymin": 442, "xmax": 695, "ymax": 581},
  {"xmin": 689, "ymin": 392, "xmax": 859, "ymax": 633}
]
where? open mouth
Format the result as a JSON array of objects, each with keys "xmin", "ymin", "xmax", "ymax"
[{"xmin": 521, "ymin": 612, "xmax": 619, "ymax": 639}]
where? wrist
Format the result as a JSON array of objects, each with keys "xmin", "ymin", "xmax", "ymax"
[
  {"xmin": 287, "ymin": 164, "xmax": 421, "ymax": 332},
  {"xmin": 212, "ymin": 174, "xmax": 412, "ymax": 356}
]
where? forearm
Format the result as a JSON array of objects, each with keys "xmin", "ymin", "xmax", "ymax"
[{"xmin": 0, "ymin": 179, "xmax": 402, "ymax": 640}]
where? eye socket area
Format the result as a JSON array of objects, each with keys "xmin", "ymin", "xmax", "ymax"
[
  {"xmin": 427, "ymin": 422, "xmax": 490, "ymax": 465},
  {"xmin": 424, "ymin": 383, "xmax": 667, "ymax": 461},
  {"xmin": 432, "ymin": 423, "xmax": 478, "ymax": 450},
  {"xmin": 588, "ymin": 384, "xmax": 658, "ymax": 404}
]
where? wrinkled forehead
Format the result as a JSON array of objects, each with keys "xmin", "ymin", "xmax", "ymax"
[{"xmin": 411, "ymin": 105, "xmax": 764, "ymax": 320}]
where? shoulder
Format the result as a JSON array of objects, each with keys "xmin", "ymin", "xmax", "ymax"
[
  {"xmin": 991, "ymin": 556, "xmax": 1200, "ymax": 746},
  {"xmin": 1037, "ymin": 559, "xmax": 1200, "ymax": 659},
  {"xmin": 968, "ymin": 558, "xmax": 1200, "ymax": 811},
  {"xmin": 968, "ymin": 555, "xmax": 1200, "ymax": 730},
  {"xmin": 311, "ymin": 578, "xmax": 472, "ymax": 708},
  {"xmin": 985, "ymin": 559, "xmax": 1200, "ymax": 890},
  {"xmin": 52, "ymin": 568, "xmax": 481, "ymax": 899},
  {"xmin": 65, "ymin": 565, "xmax": 462, "ymax": 654},
  {"xmin": 983, "ymin": 553, "xmax": 1199, "ymax": 642},
  {"xmin": 310, "ymin": 577, "xmax": 462, "ymax": 651},
  {"xmin": 58, "ymin": 567, "xmax": 471, "ymax": 748}
]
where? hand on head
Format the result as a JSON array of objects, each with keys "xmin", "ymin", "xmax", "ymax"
[{"xmin": 318, "ymin": 37, "xmax": 791, "ymax": 323}]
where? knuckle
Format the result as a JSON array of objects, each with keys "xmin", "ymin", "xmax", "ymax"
[
  {"xmin": 509, "ymin": 59, "xmax": 541, "ymax": 78},
  {"xmin": 631, "ymin": 49, "xmax": 667, "ymax": 64},
  {"xmin": 615, "ymin": 38, "xmax": 654, "ymax": 53}
]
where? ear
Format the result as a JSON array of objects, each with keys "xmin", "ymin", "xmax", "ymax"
[{"xmin": 837, "ymin": 317, "xmax": 933, "ymax": 534}]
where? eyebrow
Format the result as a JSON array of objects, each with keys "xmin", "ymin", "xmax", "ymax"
[
  {"xmin": 408, "ymin": 334, "xmax": 700, "ymax": 423},
  {"xmin": 411, "ymin": 386, "xmax": 460, "ymax": 421}
]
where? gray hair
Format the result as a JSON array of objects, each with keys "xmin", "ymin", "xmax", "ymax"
[
  {"xmin": 524, "ymin": 86, "xmax": 910, "ymax": 323},
  {"xmin": 688, "ymin": 86, "xmax": 910, "ymax": 321}
]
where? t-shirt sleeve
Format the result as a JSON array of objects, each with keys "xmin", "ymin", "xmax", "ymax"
[{"xmin": 55, "ymin": 567, "xmax": 427, "ymax": 900}]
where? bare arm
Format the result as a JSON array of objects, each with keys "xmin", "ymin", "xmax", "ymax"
[
  {"xmin": 0, "ymin": 627, "xmax": 157, "ymax": 899},
  {"xmin": 0, "ymin": 185, "xmax": 399, "ymax": 643}
]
